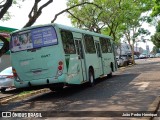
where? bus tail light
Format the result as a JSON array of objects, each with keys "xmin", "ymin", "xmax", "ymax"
[
  {"xmin": 57, "ymin": 61, "xmax": 63, "ymax": 75},
  {"xmin": 58, "ymin": 66, "xmax": 63, "ymax": 70},
  {"xmin": 12, "ymin": 68, "xmax": 18, "ymax": 78}
]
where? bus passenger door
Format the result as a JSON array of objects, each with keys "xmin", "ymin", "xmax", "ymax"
[
  {"xmin": 95, "ymin": 42, "xmax": 103, "ymax": 75},
  {"xmin": 75, "ymin": 39, "xmax": 86, "ymax": 82}
]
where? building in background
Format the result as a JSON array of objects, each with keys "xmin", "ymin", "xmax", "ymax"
[{"xmin": 116, "ymin": 42, "xmax": 144, "ymax": 56}]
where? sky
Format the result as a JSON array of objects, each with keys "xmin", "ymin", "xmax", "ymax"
[
  {"xmin": 0, "ymin": 0, "xmax": 156, "ymax": 51},
  {"xmin": 0, "ymin": 0, "xmax": 72, "ymax": 28}
]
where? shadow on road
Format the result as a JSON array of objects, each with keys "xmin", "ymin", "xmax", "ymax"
[
  {"xmin": 0, "ymin": 88, "xmax": 23, "ymax": 94},
  {"xmin": 0, "ymin": 73, "xmax": 140, "ymax": 111}
]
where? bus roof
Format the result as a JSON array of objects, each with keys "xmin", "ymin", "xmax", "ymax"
[
  {"xmin": 11, "ymin": 23, "xmax": 112, "ymax": 39},
  {"xmin": 55, "ymin": 24, "xmax": 112, "ymax": 39}
]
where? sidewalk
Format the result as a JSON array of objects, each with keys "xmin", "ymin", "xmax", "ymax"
[{"xmin": 153, "ymin": 99, "xmax": 160, "ymax": 120}]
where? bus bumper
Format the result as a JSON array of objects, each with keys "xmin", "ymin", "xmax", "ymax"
[{"xmin": 14, "ymin": 74, "xmax": 66, "ymax": 89}]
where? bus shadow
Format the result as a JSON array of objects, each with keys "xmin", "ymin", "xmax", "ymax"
[{"xmin": 0, "ymin": 73, "xmax": 140, "ymax": 112}]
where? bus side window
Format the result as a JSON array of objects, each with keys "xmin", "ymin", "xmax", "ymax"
[
  {"xmin": 95, "ymin": 42, "xmax": 102, "ymax": 57},
  {"xmin": 107, "ymin": 39, "xmax": 112, "ymax": 53},
  {"xmin": 100, "ymin": 37, "xmax": 108, "ymax": 53},
  {"xmin": 75, "ymin": 40, "xmax": 84, "ymax": 59},
  {"xmin": 84, "ymin": 34, "xmax": 96, "ymax": 53},
  {"xmin": 61, "ymin": 30, "xmax": 76, "ymax": 54}
]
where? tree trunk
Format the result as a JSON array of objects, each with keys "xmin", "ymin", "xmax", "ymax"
[
  {"xmin": 131, "ymin": 44, "xmax": 135, "ymax": 65},
  {"xmin": 0, "ymin": 0, "xmax": 13, "ymax": 19},
  {"xmin": 0, "ymin": 35, "xmax": 9, "ymax": 57}
]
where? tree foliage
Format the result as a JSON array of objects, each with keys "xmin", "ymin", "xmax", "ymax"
[
  {"xmin": 0, "ymin": 0, "xmax": 155, "ymax": 59},
  {"xmin": 67, "ymin": 0, "xmax": 153, "ymax": 64},
  {"xmin": 67, "ymin": 0, "xmax": 152, "ymax": 42},
  {"xmin": 151, "ymin": 21, "xmax": 160, "ymax": 48},
  {"xmin": 151, "ymin": 45, "xmax": 160, "ymax": 54},
  {"xmin": 151, "ymin": 0, "xmax": 160, "ymax": 48},
  {"xmin": 0, "ymin": 0, "xmax": 104, "ymax": 57},
  {"xmin": 51, "ymin": 2, "xmax": 101, "ymax": 23},
  {"xmin": 115, "ymin": 0, "xmax": 152, "ymax": 62},
  {"xmin": 67, "ymin": 0, "xmax": 125, "ymax": 42},
  {"xmin": 66, "ymin": 0, "xmax": 103, "ymax": 33},
  {"xmin": 151, "ymin": 0, "xmax": 160, "ymax": 17}
]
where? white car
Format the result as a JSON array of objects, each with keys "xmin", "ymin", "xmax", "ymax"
[
  {"xmin": 134, "ymin": 55, "xmax": 138, "ymax": 59},
  {"xmin": 155, "ymin": 53, "xmax": 160, "ymax": 58},
  {"xmin": 116, "ymin": 56, "xmax": 125, "ymax": 67},
  {"xmin": 149, "ymin": 54, "xmax": 155, "ymax": 58},
  {"xmin": 0, "ymin": 42, "xmax": 3, "ymax": 49},
  {"xmin": 0, "ymin": 67, "xmax": 15, "ymax": 92},
  {"xmin": 139, "ymin": 54, "xmax": 147, "ymax": 59}
]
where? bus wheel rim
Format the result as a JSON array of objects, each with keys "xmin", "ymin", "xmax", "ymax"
[{"xmin": 90, "ymin": 74, "xmax": 94, "ymax": 83}]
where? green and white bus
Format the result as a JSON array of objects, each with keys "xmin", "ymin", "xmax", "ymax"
[{"xmin": 10, "ymin": 23, "xmax": 117, "ymax": 90}]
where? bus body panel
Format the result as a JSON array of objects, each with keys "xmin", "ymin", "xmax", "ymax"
[
  {"xmin": 102, "ymin": 53, "xmax": 112, "ymax": 74},
  {"xmin": 72, "ymin": 32, "xmax": 87, "ymax": 83},
  {"xmin": 94, "ymin": 36, "xmax": 103, "ymax": 76},
  {"xmin": 84, "ymin": 54, "xmax": 99, "ymax": 80},
  {"xmin": 11, "ymin": 45, "xmax": 64, "ymax": 81}
]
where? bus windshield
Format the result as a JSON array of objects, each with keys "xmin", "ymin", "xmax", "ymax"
[{"xmin": 10, "ymin": 26, "xmax": 58, "ymax": 52}]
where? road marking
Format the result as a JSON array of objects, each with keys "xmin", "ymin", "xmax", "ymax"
[{"xmin": 134, "ymin": 82, "xmax": 150, "ymax": 90}]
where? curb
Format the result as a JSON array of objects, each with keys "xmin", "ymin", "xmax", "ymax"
[
  {"xmin": 148, "ymin": 96, "xmax": 160, "ymax": 120},
  {"xmin": 118, "ymin": 64, "xmax": 134, "ymax": 70},
  {"xmin": 0, "ymin": 88, "xmax": 50, "ymax": 105}
]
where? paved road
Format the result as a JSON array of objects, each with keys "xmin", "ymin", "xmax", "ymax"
[{"xmin": 0, "ymin": 58, "xmax": 160, "ymax": 120}]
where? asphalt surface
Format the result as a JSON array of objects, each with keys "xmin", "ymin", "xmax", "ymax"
[{"xmin": 0, "ymin": 58, "xmax": 160, "ymax": 120}]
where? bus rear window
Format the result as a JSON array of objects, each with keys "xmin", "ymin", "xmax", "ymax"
[{"xmin": 10, "ymin": 26, "xmax": 58, "ymax": 52}]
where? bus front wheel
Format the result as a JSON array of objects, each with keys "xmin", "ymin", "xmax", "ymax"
[{"xmin": 88, "ymin": 70, "xmax": 95, "ymax": 87}]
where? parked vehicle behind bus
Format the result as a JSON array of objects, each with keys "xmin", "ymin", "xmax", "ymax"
[
  {"xmin": 10, "ymin": 24, "xmax": 117, "ymax": 91},
  {"xmin": 116, "ymin": 56, "xmax": 125, "ymax": 67},
  {"xmin": 0, "ymin": 67, "xmax": 14, "ymax": 92},
  {"xmin": 155, "ymin": 53, "xmax": 160, "ymax": 58}
]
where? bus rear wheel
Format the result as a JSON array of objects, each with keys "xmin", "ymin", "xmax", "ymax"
[
  {"xmin": 107, "ymin": 72, "xmax": 112, "ymax": 78},
  {"xmin": 49, "ymin": 86, "xmax": 63, "ymax": 92},
  {"xmin": 0, "ymin": 88, "xmax": 6, "ymax": 93},
  {"xmin": 107, "ymin": 63, "xmax": 113, "ymax": 78},
  {"xmin": 88, "ymin": 70, "xmax": 95, "ymax": 87}
]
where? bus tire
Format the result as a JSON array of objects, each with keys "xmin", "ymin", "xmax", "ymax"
[
  {"xmin": 107, "ymin": 63, "xmax": 113, "ymax": 78},
  {"xmin": 49, "ymin": 86, "xmax": 63, "ymax": 92},
  {"xmin": 107, "ymin": 72, "xmax": 112, "ymax": 78},
  {"xmin": 0, "ymin": 88, "xmax": 6, "ymax": 93},
  {"xmin": 88, "ymin": 70, "xmax": 95, "ymax": 87}
]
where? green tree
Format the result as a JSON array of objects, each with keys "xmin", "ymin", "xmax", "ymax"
[
  {"xmin": 118, "ymin": 0, "xmax": 152, "ymax": 64},
  {"xmin": 67, "ymin": 0, "xmax": 125, "ymax": 42},
  {"xmin": 151, "ymin": 0, "xmax": 160, "ymax": 17},
  {"xmin": 151, "ymin": 20, "xmax": 160, "ymax": 48},
  {"xmin": 150, "ymin": 0, "xmax": 160, "ymax": 49},
  {"xmin": 67, "ymin": 0, "xmax": 153, "ymax": 64},
  {"xmin": 0, "ymin": 0, "xmax": 101, "ymax": 57},
  {"xmin": 151, "ymin": 46, "xmax": 160, "ymax": 54}
]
